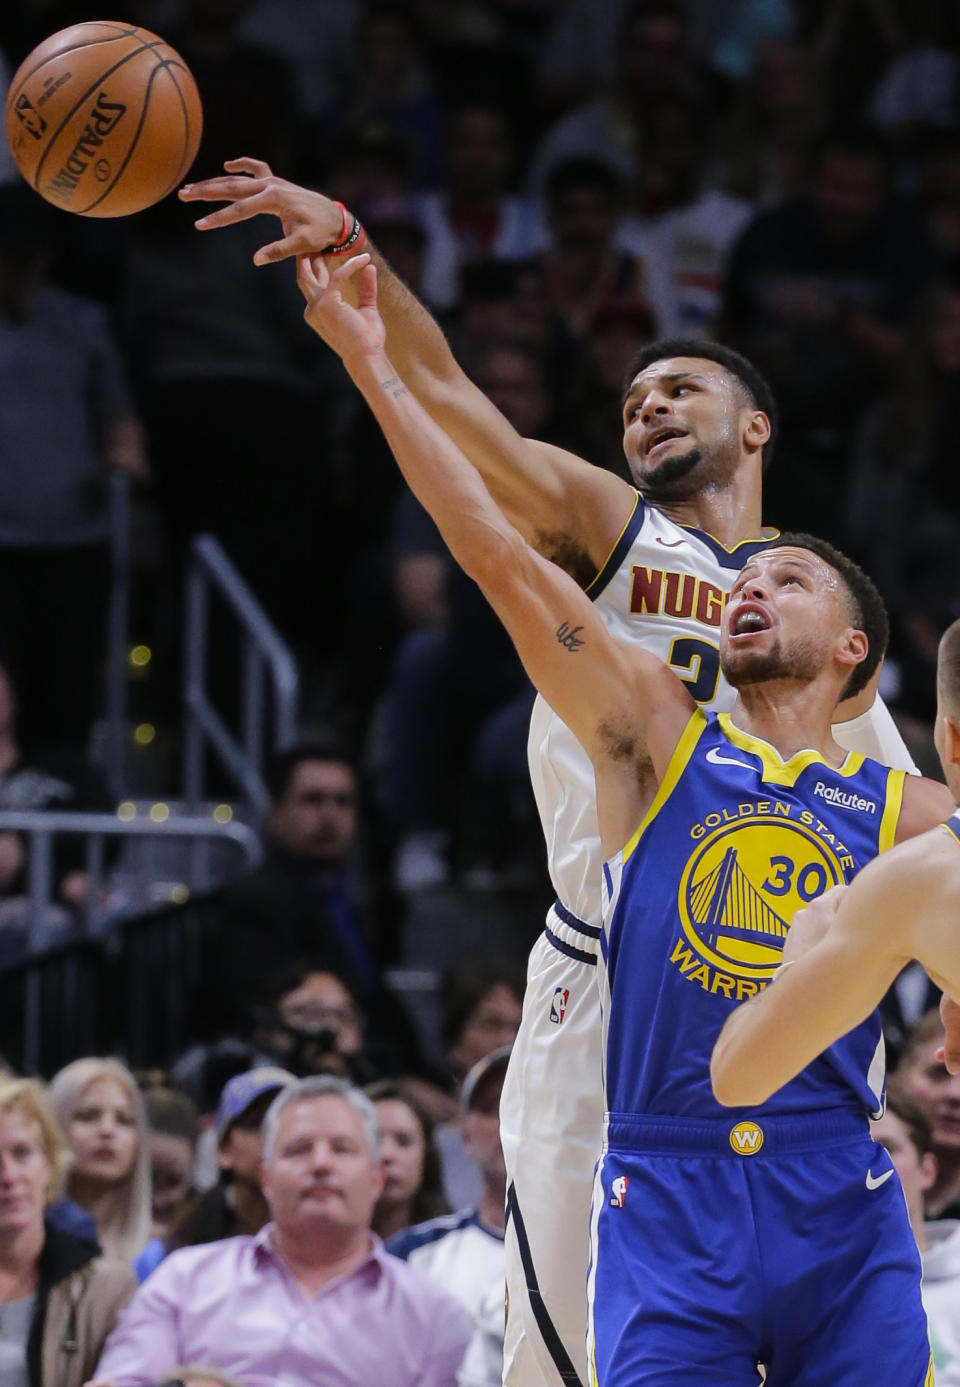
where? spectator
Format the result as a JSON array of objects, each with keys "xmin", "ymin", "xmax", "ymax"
[
  {"xmin": 145, "ymin": 1373, "xmax": 245, "ymax": 1387},
  {"xmin": 92, "ymin": 1076, "xmax": 472, "ymax": 1386},
  {"xmin": 418, "ymin": 103, "xmax": 542, "ymax": 310},
  {"xmin": 0, "ymin": 183, "xmax": 147, "ymax": 751},
  {"xmin": 874, "ymin": 1088, "xmax": 960, "ymax": 1385},
  {"xmin": 844, "ymin": 279, "xmax": 960, "ymax": 719},
  {"xmin": 326, "ymin": 3, "xmax": 444, "ymax": 185},
  {"xmin": 367, "ymin": 1079, "xmax": 449, "ymax": 1241},
  {"xmin": 143, "ymin": 1089, "xmax": 199, "ymax": 1241},
  {"xmin": 537, "ymin": 158, "xmax": 639, "ymax": 352},
  {"xmin": 0, "ymin": 662, "xmax": 118, "ymax": 943},
  {"xmin": 723, "ymin": 127, "xmax": 934, "ymax": 537},
  {"xmin": 894, "ymin": 1010, "xmax": 960, "ymax": 1218},
  {"xmin": 436, "ymin": 965, "xmax": 524, "ymax": 1209},
  {"xmin": 253, "ymin": 963, "xmax": 377, "ymax": 1082},
  {"xmin": 389, "ymin": 1049, "xmax": 510, "ymax": 1387},
  {"xmin": 0, "ymin": 1077, "xmax": 136, "ymax": 1387},
  {"xmin": 162, "ymin": 1068, "xmax": 296, "ymax": 1267},
  {"xmin": 528, "ymin": 1, "xmax": 700, "ymax": 198},
  {"xmin": 205, "ymin": 742, "xmax": 380, "ymax": 1033},
  {"xmin": 48, "ymin": 1059, "xmax": 151, "ymax": 1264}
]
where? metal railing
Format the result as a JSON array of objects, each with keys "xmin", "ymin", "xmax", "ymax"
[
  {"xmin": 182, "ymin": 534, "xmax": 299, "ymax": 816},
  {"xmin": 0, "ymin": 810, "xmax": 262, "ymax": 1074},
  {"xmin": 104, "ymin": 471, "xmax": 132, "ymax": 801},
  {"xmin": 0, "ymin": 810, "xmax": 261, "ymax": 945}
]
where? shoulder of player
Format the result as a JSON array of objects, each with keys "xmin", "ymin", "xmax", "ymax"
[
  {"xmin": 523, "ymin": 439, "xmax": 638, "ymax": 570},
  {"xmin": 894, "ymin": 774, "xmax": 956, "ymax": 844}
]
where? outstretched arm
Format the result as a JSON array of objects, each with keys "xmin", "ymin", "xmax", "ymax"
[
  {"xmin": 179, "ymin": 161, "xmax": 634, "ymax": 571},
  {"xmin": 299, "ymin": 254, "xmax": 691, "ymax": 849},
  {"xmin": 711, "ymin": 832, "xmax": 952, "ymax": 1107}
]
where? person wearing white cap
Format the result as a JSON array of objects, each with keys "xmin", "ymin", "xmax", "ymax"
[{"xmin": 389, "ymin": 1048, "xmax": 510, "ymax": 1387}]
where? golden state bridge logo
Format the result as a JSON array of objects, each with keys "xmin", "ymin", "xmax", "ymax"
[{"xmin": 672, "ymin": 810, "xmax": 850, "ymax": 999}]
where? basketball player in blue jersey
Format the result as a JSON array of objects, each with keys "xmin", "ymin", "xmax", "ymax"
[
  {"xmin": 711, "ymin": 616, "xmax": 960, "ymax": 1110},
  {"xmin": 293, "ymin": 251, "xmax": 955, "ymax": 1386},
  {"xmin": 182, "ymin": 161, "xmax": 921, "ymax": 1387}
]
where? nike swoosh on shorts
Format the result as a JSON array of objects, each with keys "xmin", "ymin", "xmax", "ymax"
[{"xmin": 865, "ymin": 1168, "xmax": 894, "ymax": 1190}]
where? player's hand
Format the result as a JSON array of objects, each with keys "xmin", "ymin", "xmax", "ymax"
[
  {"xmin": 179, "ymin": 157, "xmax": 343, "ymax": 265},
  {"xmin": 297, "ymin": 253, "xmax": 386, "ymax": 366},
  {"xmin": 938, "ymin": 995, "xmax": 960, "ymax": 1075},
  {"xmin": 781, "ymin": 885, "xmax": 847, "ymax": 965}
]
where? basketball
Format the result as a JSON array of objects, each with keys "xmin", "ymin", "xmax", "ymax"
[{"xmin": 5, "ymin": 21, "xmax": 202, "ymax": 218}]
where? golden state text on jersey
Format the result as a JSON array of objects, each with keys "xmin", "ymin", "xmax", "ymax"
[{"xmin": 600, "ymin": 710, "xmax": 905, "ymax": 1121}]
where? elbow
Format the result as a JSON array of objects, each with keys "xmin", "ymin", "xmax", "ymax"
[{"xmin": 457, "ymin": 523, "xmax": 526, "ymax": 597}]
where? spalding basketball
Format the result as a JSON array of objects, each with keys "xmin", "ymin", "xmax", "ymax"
[{"xmin": 5, "ymin": 21, "xmax": 202, "ymax": 217}]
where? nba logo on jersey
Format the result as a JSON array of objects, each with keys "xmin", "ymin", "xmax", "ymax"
[
  {"xmin": 609, "ymin": 1175, "xmax": 629, "ymax": 1208},
  {"xmin": 550, "ymin": 987, "xmax": 570, "ymax": 1024}
]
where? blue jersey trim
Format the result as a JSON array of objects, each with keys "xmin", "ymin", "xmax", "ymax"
[
  {"xmin": 586, "ymin": 491, "xmax": 645, "ymax": 602},
  {"xmin": 944, "ymin": 811, "xmax": 960, "ymax": 845},
  {"xmin": 553, "ymin": 900, "xmax": 602, "ymax": 939},
  {"xmin": 387, "ymin": 1208, "xmax": 501, "ymax": 1260},
  {"xmin": 506, "ymin": 1182, "xmax": 585, "ymax": 1386},
  {"xmin": 544, "ymin": 925, "xmax": 597, "ymax": 966}
]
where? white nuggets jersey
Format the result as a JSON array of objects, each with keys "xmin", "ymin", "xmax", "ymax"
[{"xmin": 527, "ymin": 491, "xmax": 917, "ymax": 928}]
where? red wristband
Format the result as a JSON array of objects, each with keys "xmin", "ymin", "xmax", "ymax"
[{"xmin": 328, "ymin": 200, "xmax": 351, "ymax": 249}]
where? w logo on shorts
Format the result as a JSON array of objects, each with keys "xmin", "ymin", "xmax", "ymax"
[{"xmin": 550, "ymin": 987, "xmax": 570, "ymax": 1024}]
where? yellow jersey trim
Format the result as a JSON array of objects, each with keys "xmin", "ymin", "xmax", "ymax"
[
  {"xmin": 879, "ymin": 768, "xmax": 906, "ymax": 853},
  {"xmin": 717, "ymin": 713, "xmax": 865, "ymax": 788},
  {"xmin": 585, "ymin": 489, "xmax": 640, "ymax": 596},
  {"xmin": 622, "ymin": 708, "xmax": 709, "ymax": 863}
]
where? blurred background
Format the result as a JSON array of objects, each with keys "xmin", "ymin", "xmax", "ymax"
[{"xmin": 0, "ymin": 0, "xmax": 955, "ymax": 1104}]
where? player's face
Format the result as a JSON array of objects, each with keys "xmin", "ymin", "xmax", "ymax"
[
  {"xmin": 621, "ymin": 358, "xmax": 757, "ymax": 500},
  {"xmin": 720, "ymin": 548, "xmax": 851, "ymax": 690},
  {"xmin": 933, "ymin": 684, "xmax": 960, "ymax": 803}
]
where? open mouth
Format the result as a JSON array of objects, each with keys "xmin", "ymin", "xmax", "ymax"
[
  {"xmin": 729, "ymin": 604, "xmax": 771, "ymax": 639},
  {"xmin": 645, "ymin": 427, "xmax": 687, "ymax": 458}
]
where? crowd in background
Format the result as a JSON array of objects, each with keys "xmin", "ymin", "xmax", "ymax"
[{"xmin": 0, "ymin": 0, "xmax": 960, "ymax": 1381}]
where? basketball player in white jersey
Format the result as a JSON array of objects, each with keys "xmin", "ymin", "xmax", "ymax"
[
  {"xmin": 711, "ymin": 616, "xmax": 960, "ymax": 1108},
  {"xmin": 180, "ymin": 162, "xmax": 919, "ymax": 1387}
]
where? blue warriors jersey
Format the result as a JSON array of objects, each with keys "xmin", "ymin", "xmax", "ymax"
[{"xmin": 601, "ymin": 709, "xmax": 906, "ymax": 1122}]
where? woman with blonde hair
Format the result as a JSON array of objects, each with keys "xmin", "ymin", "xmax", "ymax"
[
  {"xmin": 48, "ymin": 1059, "xmax": 152, "ymax": 1264},
  {"xmin": 0, "ymin": 1077, "xmax": 136, "ymax": 1386}
]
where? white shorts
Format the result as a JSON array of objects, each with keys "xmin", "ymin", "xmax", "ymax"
[{"xmin": 500, "ymin": 903, "xmax": 604, "ymax": 1387}]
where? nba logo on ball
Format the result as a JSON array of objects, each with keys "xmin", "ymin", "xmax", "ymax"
[
  {"xmin": 550, "ymin": 987, "xmax": 570, "ymax": 1024},
  {"xmin": 609, "ymin": 1176, "xmax": 629, "ymax": 1208}
]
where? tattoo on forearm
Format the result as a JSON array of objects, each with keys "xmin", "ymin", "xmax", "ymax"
[
  {"xmin": 380, "ymin": 376, "xmax": 410, "ymax": 399},
  {"xmin": 557, "ymin": 621, "xmax": 585, "ymax": 652}
]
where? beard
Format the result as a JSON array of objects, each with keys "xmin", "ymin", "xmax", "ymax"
[
  {"xmin": 635, "ymin": 444, "xmax": 703, "ymax": 500},
  {"xmin": 722, "ymin": 635, "xmax": 823, "ymax": 689}
]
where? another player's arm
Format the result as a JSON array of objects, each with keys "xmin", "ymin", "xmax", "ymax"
[
  {"xmin": 299, "ymin": 255, "xmax": 691, "ymax": 848},
  {"xmin": 711, "ymin": 849, "xmax": 920, "ymax": 1107},
  {"xmin": 179, "ymin": 160, "xmax": 634, "ymax": 566}
]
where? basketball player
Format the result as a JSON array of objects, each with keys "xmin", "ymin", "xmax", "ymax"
[
  {"xmin": 181, "ymin": 161, "xmax": 920, "ymax": 1387},
  {"xmin": 711, "ymin": 617, "xmax": 960, "ymax": 1110},
  {"xmin": 294, "ymin": 250, "xmax": 953, "ymax": 1384}
]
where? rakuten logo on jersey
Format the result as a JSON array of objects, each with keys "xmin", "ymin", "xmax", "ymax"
[{"xmin": 812, "ymin": 782, "xmax": 876, "ymax": 814}]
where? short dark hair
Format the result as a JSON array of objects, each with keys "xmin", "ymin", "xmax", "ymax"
[
  {"xmin": 895, "ymin": 1007, "xmax": 946, "ymax": 1073},
  {"xmin": 546, "ymin": 157, "xmax": 625, "ymax": 208},
  {"xmin": 884, "ymin": 1085, "xmax": 934, "ymax": 1157},
  {"xmin": 264, "ymin": 740, "xmax": 356, "ymax": 803},
  {"xmin": 441, "ymin": 961, "xmax": 525, "ymax": 1052},
  {"xmin": 144, "ymin": 1088, "xmax": 199, "ymax": 1145},
  {"xmin": 768, "ymin": 532, "xmax": 888, "ymax": 700},
  {"xmin": 938, "ymin": 618, "xmax": 960, "ymax": 715},
  {"xmin": 622, "ymin": 338, "xmax": 779, "ymax": 472}
]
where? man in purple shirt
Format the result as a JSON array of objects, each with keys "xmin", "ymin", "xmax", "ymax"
[{"xmin": 87, "ymin": 1076, "xmax": 472, "ymax": 1387}]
